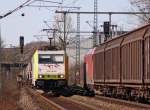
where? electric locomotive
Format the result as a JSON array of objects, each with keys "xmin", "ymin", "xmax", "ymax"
[{"xmin": 27, "ymin": 49, "xmax": 68, "ymax": 91}]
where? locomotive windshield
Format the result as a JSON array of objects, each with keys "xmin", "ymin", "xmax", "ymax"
[{"xmin": 39, "ymin": 54, "xmax": 64, "ymax": 64}]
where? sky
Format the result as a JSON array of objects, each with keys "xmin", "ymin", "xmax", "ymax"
[{"xmin": 0, "ymin": 0, "xmax": 137, "ymax": 47}]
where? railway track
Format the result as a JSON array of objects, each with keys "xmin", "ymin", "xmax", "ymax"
[
  {"xmin": 27, "ymin": 87, "xmax": 66, "ymax": 110},
  {"xmin": 26, "ymin": 87, "xmax": 150, "ymax": 110},
  {"xmin": 27, "ymin": 87, "xmax": 95, "ymax": 110},
  {"xmin": 46, "ymin": 96, "xmax": 96, "ymax": 110},
  {"xmin": 66, "ymin": 94, "xmax": 150, "ymax": 110},
  {"xmin": 95, "ymin": 95, "xmax": 150, "ymax": 110}
]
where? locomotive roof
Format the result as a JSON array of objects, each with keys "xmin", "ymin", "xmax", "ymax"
[{"xmin": 38, "ymin": 50, "xmax": 64, "ymax": 55}]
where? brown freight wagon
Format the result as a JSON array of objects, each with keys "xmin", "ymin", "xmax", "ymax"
[{"xmin": 92, "ymin": 23, "xmax": 150, "ymax": 100}]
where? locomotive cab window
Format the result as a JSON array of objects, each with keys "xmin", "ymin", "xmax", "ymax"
[
  {"xmin": 39, "ymin": 55, "xmax": 52, "ymax": 64},
  {"xmin": 53, "ymin": 55, "xmax": 64, "ymax": 63},
  {"xmin": 39, "ymin": 54, "xmax": 64, "ymax": 64}
]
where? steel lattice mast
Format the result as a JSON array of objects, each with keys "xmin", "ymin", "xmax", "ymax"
[
  {"xmin": 75, "ymin": 12, "xmax": 80, "ymax": 84},
  {"xmin": 93, "ymin": 0, "xmax": 98, "ymax": 47}
]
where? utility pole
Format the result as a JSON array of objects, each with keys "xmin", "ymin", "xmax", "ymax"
[
  {"xmin": 109, "ymin": 13, "xmax": 112, "ymax": 38},
  {"xmin": 0, "ymin": 25, "xmax": 1, "ymax": 49},
  {"xmin": 63, "ymin": 12, "xmax": 67, "ymax": 55},
  {"xmin": 75, "ymin": 11, "xmax": 80, "ymax": 84},
  {"xmin": 93, "ymin": 0, "xmax": 98, "ymax": 47},
  {"xmin": 53, "ymin": 29, "xmax": 56, "ymax": 47},
  {"xmin": 0, "ymin": 24, "xmax": 2, "ymax": 60},
  {"xmin": 0, "ymin": 25, "xmax": 2, "ymax": 95},
  {"xmin": 19, "ymin": 36, "xmax": 24, "ymax": 86}
]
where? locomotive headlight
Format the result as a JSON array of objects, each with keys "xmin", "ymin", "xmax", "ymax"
[
  {"xmin": 60, "ymin": 75, "xmax": 64, "ymax": 78},
  {"xmin": 39, "ymin": 75, "xmax": 42, "ymax": 78}
]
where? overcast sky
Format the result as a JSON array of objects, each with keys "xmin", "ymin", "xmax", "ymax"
[{"xmin": 0, "ymin": 0, "xmax": 138, "ymax": 47}]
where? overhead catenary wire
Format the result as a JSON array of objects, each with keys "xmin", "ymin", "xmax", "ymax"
[
  {"xmin": 62, "ymin": 0, "xmax": 79, "ymax": 6},
  {"xmin": 34, "ymin": 0, "xmax": 62, "ymax": 4},
  {"xmin": 55, "ymin": 11, "xmax": 150, "ymax": 14},
  {"xmin": 27, "ymin": 5, "xmax": 81, "ymax": 9},
  {"xmin": 0, "ymin": 0, "xmax": 79, "ymax": 32},
  {"xmin": 0, "ymin": 0, "xmax": 65, "ymax": 19},
  {"xmin": 0, "ymin": 0, "xmax": 35, "ymax": 19}
]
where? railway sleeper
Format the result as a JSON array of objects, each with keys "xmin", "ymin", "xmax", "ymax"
[{"xmin": 100, "ymin": 86, "xmax": 150, "ymax": 103}]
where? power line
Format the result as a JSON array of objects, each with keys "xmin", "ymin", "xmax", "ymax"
[
  {"xmin": 27, "ymin": 5, "xmax": 81, "ymax": 9},
  {"xmin": 55, "ymin": 11, "xmax": 150, "ymax": 14},
  {"xmin": 0, "ymin": 0, "xmax": 66, "ymax": 19},
  {"xmin": 0, "ymin": 0, "xmax": 34, "ymax": 19},
  {"xmin": 43, "ymin": 21, "xmax": 51, "ymax": 29},
  {"xmin": 34, "ymin": 0, "xmax": 62, "ymax": 4}
]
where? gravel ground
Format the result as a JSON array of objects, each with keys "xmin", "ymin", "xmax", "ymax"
[
  {"xmin": 69, "ymin": 95, "xmax": 147, "ymax": 110},
  {"xmin": 0, "ymin": 68, "xmax": 43, "ymax": 110},
  {"xmin": 0, "ymin": 68, "xmax": 21, "ymax": 110},
  {"xmin": 18, "ymin": 88, "xmax": 42, "ymax": 110}
]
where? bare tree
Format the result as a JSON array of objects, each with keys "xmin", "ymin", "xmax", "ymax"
[
  {"xmin": 53, "ymin": 13, "xmax": 74, "ymax": 49},
  {"xmin": 130, "ymin": 0, "xmax": 150, "ymax": 23}
]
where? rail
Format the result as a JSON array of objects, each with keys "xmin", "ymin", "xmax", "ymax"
[
  {"xmin": 26, "ymin": 87, "xmax": 67, "ymax": 110},
  {"xmin": 95, "ymin": 95, "xmax": 150, "ymax": 110}
]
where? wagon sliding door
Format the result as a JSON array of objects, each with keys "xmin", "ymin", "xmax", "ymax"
[
  {"xmin": 144, "ymin": 36, "xmax": 150, "ymax": 85},
  {"xmin": 121, "ymin": 41, "xmax": 142, "ymax": 86}
]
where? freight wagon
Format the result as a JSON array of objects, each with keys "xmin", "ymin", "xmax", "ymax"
[{"xmin": 84, "ymin": 23, "xmax": 150, "ymax": 101}]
